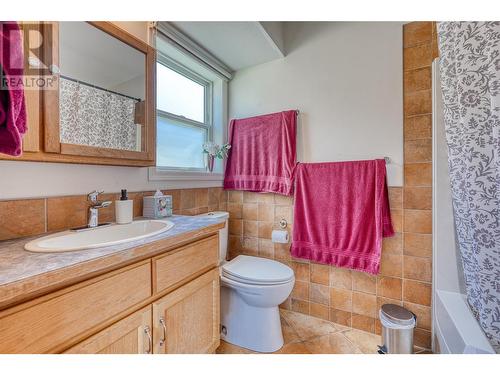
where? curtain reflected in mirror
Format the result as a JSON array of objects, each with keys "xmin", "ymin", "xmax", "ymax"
[{"xmin": 58, "ymin": 22, "xmax": 146, "ymax": 152}]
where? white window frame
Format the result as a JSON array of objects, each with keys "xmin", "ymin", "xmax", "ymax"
[
  {"xmin": 155, "ymin": 53, "xmax": 213, "ymax": 173},
  {"xmin": 149, "ymin": 27, "xmax": 228, "ymax": 185}
]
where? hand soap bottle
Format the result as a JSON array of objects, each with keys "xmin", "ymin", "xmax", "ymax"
[{"xmin": 115, "ymin": 189, "xmax": 133, "ymax": 224}]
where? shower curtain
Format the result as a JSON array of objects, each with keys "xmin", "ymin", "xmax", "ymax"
[
  {"xmin": 438, "ymin": 21, "xmax": 500, "ymax": 352},
  {"xmin": 59, "ymin": 77, "xmax": 138, "ymax": 151}
]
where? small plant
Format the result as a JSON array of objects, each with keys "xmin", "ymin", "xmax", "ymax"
[{"xmin": 203, "ymin": 142, "xmax": 231, "ymax": 159}]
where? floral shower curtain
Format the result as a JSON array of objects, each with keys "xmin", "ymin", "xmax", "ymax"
[
  {"xmin": 59, "ymin": 77, "xmax": 139, "ymax": 151},
  {"xmin": 438, "ymin": 21, "xmax": 500, "ymax": 352}
]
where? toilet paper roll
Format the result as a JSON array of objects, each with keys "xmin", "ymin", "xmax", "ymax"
[{"xmin": 271, "ymin": 230, "xmax": 289, "ymax": 244}]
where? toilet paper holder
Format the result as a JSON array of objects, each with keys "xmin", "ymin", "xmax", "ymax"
[{"xmin": 279, "ymin": 218, "xmax": 288, "ymax": 229}]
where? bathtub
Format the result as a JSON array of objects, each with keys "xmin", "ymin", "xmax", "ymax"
[{"xmin": 432, "ymin": 59, "xmax": 495, "ymax": 354}]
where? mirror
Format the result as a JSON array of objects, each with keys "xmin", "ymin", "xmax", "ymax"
[{"xmin": 58, "ymin": 22, "xmax": 146, "ymax": 152}]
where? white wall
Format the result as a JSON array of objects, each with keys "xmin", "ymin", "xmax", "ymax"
[{"xmin": 229, "ymin": 22, "xmax": 403, "ymax": 186}]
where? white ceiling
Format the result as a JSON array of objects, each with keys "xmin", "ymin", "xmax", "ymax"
[{"xmin": 169, "ymin": 22, "xmax": 286, "ymax": 71}]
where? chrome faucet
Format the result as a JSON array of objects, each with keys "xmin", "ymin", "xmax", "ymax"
[{"xmin": 87, "ymin": 190, "xmax": 112, "ymax": 228}]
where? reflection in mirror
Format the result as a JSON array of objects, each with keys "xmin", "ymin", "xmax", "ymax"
[{"xmin": 58, "ymin": 22, "xmax": 146, "ymax": 152}]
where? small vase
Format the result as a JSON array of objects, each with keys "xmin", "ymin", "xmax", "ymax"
[{"xmin": 207, "ymin": 155, "xmax": 215, "ymax": 172}]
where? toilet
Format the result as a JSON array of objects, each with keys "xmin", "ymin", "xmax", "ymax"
[{"xmin": 196, "ymin": 211, "xmax": 295, "ymax": 353}]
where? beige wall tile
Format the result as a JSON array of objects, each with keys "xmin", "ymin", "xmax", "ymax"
[
  {"xmin": 404, "ymin": 138, "xmax": 432, "ymax": 163},
  {"xmin": 403, "ymin": 43, "xmax": 432, "ymax": 70},
  {"xmin": 47, "ymin": 195, "xmax": 87, "ymax": 232},
  {"xmin": 275, "ymin": 205, "xmax": 293, "ymax": 224},
  {"xmin": 258, "ymin": 203, "xmax": 274, "ymax": 222},
  {"xmin": 404, "ymin": 163, "xmax": 432, "ymax": 187},
  {"xmin": 404, "ymin": 302, "xmax": 431, "ymax": 330},
  {"xmin": 351, "ymin": 314, "xmax": 375, "ymax": 333},
  {"xmin": 403, "ymin": 280, "xmax": 432, "ymax": 306},
  {"xmin": 404, "ymin": 67, "xmax": 432, "ymax": 93},
  {"xmin": 258, "ymin": 238, "xmax": 274, "ymax": 258},
  {"xmin": 310, "ymin": 263, "xmax": 330, "ymax": 285},
  {"xmin": 310, "ymin": 283, "xmax": 330, "ymax": 305},
  {"xmin": 227, "ymin": 202, "xmax": 242, "ymax": 219},
  {"xmin": 310, "ymin": 302, "xmax": 330, "ymax": 320},
  {"xmin": 352, "ymin": 292, "xmax": 377, "ymax": 318},
  {"xmin": 243, "ymin": 220, "xmax": 258, "ymax": 237},
  {"xmin": 257, "ymin": 193, "xmax": 274, "ymax": 204},
  {"xmin": 379, "ymin": 253, "xmax": 402, "ymax": 277},
  {"xmin": 243, "ymin": 191, "xmax": 260, "ymax": 203},
  {"xmin": 414, "ymin": 328, "xmax": 432, "ymax": 349},
  {"xmin": 329, "ymin": 308, "xmax": 352, "ymax": 327},
  {"xmin": 330, "ymin": 267, "xmax": 352, "ymax": 289},
  {"xmin": 194, "ymin": 188, "xmax": 209, "ymax": 207},
  {"xmin": 404, "ymin": 233, "xmax": 432, "ymax": 257},
  {"xmin": 242, "ymin": 237, "xmax": 258, "ymax": 256},
  {"xmin": 291, "ymin": 299, "xmax": 310, "ymax": 314},
  {"xmin": 404, "ymin": 187, "xmax": 432, "ymax": 210},
  {"xmin": 228, "ymin": 190, "xmax": 243, "ymax": 203},
  {"xmin": 404, "ymin": 90, "xmax": 432, "ymax": 116},
  {"xmin": 292, "ymin": 281, "xmax": 310, "ymax": 300},
  {"xmin": 377, "ymin": 276, "xmax": 402, "ymax": 300},
  {"xmin": 330, "ymin": 288, "xmax": 352, "ymax": 312},
  {"xmin": 275, "ymin": 243, "xmax": 291, "ymax": 260},
  {"xmin": 292, "ymin": 261, "xmax": 310, "ymax": 282},
  {"xmin": 208, "ymin": 187, "xmax": 221, "ymax": 205},
  {"xmin": 228, "ymin": 219, "xmax": 242, "ymax": 236},
  {"xmin": 404, "ymin": 255, "xmax": 432, "ymax": 282},
  {"xmin": 388, "ymin": 187, "xmax": 403, "ymax": 209},
  {"xmin": 403, "ymin": 22, "xmax": 433, "ymax": 47},
  {"xmin": 390, "ymin": 209, "xmax": 403, "ymax": 233},
  {"xmin": 382, "ymin": 233, "xmax": 403, "ymax": 255},
  {"xmin": 180, "ymin": 189, "xmax": 196, "ymax": 209},
  {"xmin": 258, "ymin": 221, "xmax": 273, "ymax": 239},
  {"xmin": 242, "ymin": 203, "xmax": 258, "ymax": 221},
  {"xmin": 0, "ymin": 199, "xmax": 46, "ymax": 240},
  {"xmin": 352, "ymin": 271, "xmax": 376, "ymax": 294},
  {"xmin": 404, "ymin": 115, "xmax": 432, "ymax": 140},
  {"xmin": 404, "ymin": 209, "xmax": 432, "ymax": 234}
]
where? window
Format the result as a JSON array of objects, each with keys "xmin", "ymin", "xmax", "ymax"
[{"xmin": 156, "ymin": 55, "xmax": 212, "ymax": 170}]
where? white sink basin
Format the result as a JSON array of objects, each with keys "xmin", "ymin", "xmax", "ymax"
[{"xmin": 25, "ymin": 220, "xmax": 174, "ymax": 253}]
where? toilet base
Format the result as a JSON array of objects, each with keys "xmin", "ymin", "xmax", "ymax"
[{"xmin": 220, "ymin": 284, "xmax": 284, "ymax": 353}]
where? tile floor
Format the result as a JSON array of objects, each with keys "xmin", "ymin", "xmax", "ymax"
[{"xmin": 216, "ymin": 309, "xmax": 431, "ymax": 354}]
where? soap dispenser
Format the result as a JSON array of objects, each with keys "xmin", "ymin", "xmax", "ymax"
[{"xmin": 115, "ymin": 189, "xmax": 133, "ymax": 224}]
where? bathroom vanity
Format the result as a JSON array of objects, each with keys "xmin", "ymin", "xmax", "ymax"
[{"xmin": 0, "ymin": 216, "xmax": 224, "ymax": 354}]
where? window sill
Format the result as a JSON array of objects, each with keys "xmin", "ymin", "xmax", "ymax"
[{"xmin": 148, "ymin": 167, "xmax": 224, "ymax": 182}]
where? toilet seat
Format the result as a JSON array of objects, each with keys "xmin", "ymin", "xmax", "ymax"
[{"xmin": 222, "ymin": 255, "xmax": 294, "ymax": 286}]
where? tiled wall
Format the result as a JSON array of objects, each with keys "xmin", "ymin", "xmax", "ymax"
[
  {"xmin": 225, "ymin": 22, "xmax": 438, "ymax": 350},
  {"xmin": 0, "ymin": 188, "xmax": 227, "ymax": 241},
  {"xmin": 225, "ymin": 189, "xmax": 406, "ymax": 338},
  {"xmin": 401, "ymin": 21, "xmax": 439, "ymax": 349}
]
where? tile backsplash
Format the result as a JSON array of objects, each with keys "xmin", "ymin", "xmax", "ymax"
[{"xmin": 0, "ymin": 187, "xmax": 227, "ymax": 241}]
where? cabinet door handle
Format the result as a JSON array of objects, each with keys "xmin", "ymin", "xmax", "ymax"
[
  {"xmin": 144, "ymin": 326, "xmax": 152, "ymax": 354},
  {"xmin": 159, "ymin": 317, "xmax": 167, "ymax": 347}
]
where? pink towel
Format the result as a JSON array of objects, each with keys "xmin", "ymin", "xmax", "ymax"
[
  {"xmin": 290, "ymin": 159, "xmax": 394, "ymax": 274},
  {"xmin": 0, "ymin": 22, "xmax": 27, "ymax": 157},
  {"xmin": 224, "ymin": 110, "xmax": 297, "ymax": 196}
]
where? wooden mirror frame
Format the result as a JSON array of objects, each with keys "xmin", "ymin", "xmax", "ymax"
[{"xmin": 0, "ymin": 21, "xmax": 156, "ymax": 167}]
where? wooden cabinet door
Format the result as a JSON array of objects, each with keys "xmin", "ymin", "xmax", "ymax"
[
  {"xmin": 152, "ymin": 269, "xmax": 220, "ymax": 354},
  {"xmin": 65, "ymin": 306, "xmax": 153, "ymax": 354}
]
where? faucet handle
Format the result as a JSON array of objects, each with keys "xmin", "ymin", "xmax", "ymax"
[{"xmin": 88, "ymin": 190, "xmax": 104, "ymax": 203}]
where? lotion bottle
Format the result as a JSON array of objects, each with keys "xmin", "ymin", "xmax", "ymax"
[{"xmin": 115, "ymin": 189, "xmax": 133, "ymax": 224}]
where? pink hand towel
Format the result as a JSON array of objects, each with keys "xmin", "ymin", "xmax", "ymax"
[
  {"xmin": 0, "ymin": 22, "xmax": 27, "ymax": 157},
  {"xmin": 290, "ymin": 159, "xmax": 394, "ymax": 274},
  {"xmin": 224, "ymin": 110, "xmax": 297, "ymax": 196}
]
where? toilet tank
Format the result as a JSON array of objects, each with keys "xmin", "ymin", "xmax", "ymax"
[{"xmin": 196, "ymin": 211, "xmax": 229, "ymax": 264}]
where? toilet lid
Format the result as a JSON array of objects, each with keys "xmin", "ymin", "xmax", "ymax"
[{"xmin": 222, "ymin": 255, "xmax": 294, "ymax": 285}]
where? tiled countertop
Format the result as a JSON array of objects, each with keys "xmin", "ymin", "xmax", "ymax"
[{"xmin": 0, "ymin": 215, "xmax": 225, "ymax": 308}]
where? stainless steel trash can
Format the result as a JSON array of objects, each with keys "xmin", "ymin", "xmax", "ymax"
[{"xmin": 378, "ymin": 304, "xmax": 416, "ymax": 354}]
